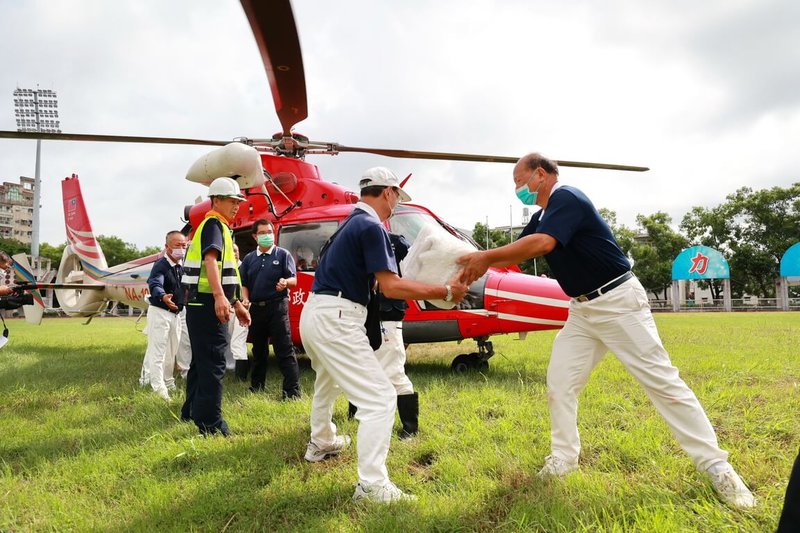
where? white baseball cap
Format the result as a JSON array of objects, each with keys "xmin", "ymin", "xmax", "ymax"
[{"xmin": 359, "ymin": 167, "xmax": 412, "ymax": 202}]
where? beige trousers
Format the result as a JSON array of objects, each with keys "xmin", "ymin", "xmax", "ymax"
[
  {"xmin": 300, "ymin": 293, "xmax": 397, "ymax": 485},
  {"xmin": 547, "ymin": 276, "xmax": 728, "ymax": 471}
]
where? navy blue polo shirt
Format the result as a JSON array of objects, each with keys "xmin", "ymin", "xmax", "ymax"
[
  {"xmin": 147, "ymin": 255, "xmax": 186, "ymax": 312},
  {"xmin": 519, "ymin": 185, "xmax": 630, "ymax": 297},
  {"xmin": 240, "ymin": 246, "xmax": 296, "ymax": 301},
  {"xmin": 201, "ymin": 218, "xmax": 224, "ymax": 257},
  {"xmin": 312, "ymin": 204, "xmax": 396, "ymax": 306}
]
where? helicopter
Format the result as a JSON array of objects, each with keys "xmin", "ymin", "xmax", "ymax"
[{"xmin": 1, "ymin": 0, "xmax": 647, "ymax": 372}]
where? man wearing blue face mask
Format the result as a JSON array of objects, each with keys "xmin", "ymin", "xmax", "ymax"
[
  {"xmin": 139, "ymin": 230, "xmax": 188, "ymax": 401},
  {"xmin": 458, "ymin": 152, "xmax": 755, "ymax": 509},
  {"xmin": 240, "ymin": 219, "xmax": 301, "ymax": 399}
]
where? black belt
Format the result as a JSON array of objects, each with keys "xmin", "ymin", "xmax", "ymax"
[
  {"xmin": 250, "ymin": 297, "xmax": 286, "ymax": 307},
  {"xmin": 313, "ymin": 290, "xmax": 366, "ymax": 306},
  {"xmin": 314, "ymin": 289, "xmax": 343, "ymax": 298},
  {"xmin": 575, "ymin": 271, "xmax": 633, "ymax": 302}
]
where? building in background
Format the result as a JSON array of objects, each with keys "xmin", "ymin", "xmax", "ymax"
[{"xmin": 0, "ymin": 176, "xmax": 34, "ymax": 244}]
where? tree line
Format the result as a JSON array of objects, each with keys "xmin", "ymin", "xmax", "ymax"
[{"xmin": 472, "ymin": 183, "xmax": 800, "ymax": 299}]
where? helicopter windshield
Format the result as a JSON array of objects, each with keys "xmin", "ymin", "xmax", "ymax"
[{"xmin": 388, "ymin": 208, "xmax": 479, "ymax": 251}]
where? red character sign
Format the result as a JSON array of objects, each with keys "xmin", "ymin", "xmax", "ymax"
[{"xmin": 689, "ymin": 252, "xmax": 709, "ymax": 275}]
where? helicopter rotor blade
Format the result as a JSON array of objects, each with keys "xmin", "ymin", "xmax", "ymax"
[
  {"xmin": 0, "ymin": 130, "xmax": 229, "ymax": 147},
  {"xmin": 240, "ymin": 0, "xmax": 307, "ymax": 137},
  {"xmin": 331, "ymin": 144, "xmax": 649, "ymax": 172}
]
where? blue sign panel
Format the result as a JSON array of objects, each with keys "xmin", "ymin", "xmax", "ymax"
[
  {"xmin": 672, "ymin": 245, "xmax": 730, "ymax": 280},
  {"xmin": 780, "ymin": 242, "xmax": 800, "ymax": 279}
]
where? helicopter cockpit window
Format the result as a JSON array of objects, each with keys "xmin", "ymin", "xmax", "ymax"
[
  {"xmin": 388, "ymin": 207, "xmax": 485, "ymax": 311},
  {"xmin": 278, "ymin": 221, "xmax": 340, "ymax": 271},
  {"xmin": 388, "ymin": 208, "xmax": 478, "ymax": 252}
]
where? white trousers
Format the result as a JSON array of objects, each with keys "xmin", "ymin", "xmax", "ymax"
[
  {"xmin": 140, "ymin": 305, "xmax": 181, "ymax": 394},
  {"xmin": 300, "ymin": 293, "xmax": 397, "ymax": 485},
  {"xmin": 176, "ymin": 308, "xmax": 192, "ymax": 379},
  {"xmin": 547, "ymin": 277, "xmax": 728, "ymax": 471},
  {"xmin": 374, "ymin": 321, "xmax": 414, "ymax": 395},
  {"xmin": 225, "ymin": 313, "xmax": 249, "ymax": 370}
]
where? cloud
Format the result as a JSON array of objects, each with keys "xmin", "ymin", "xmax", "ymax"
[{"xmin": 0, "ymin": 0, "xmax": 798, "ymax": 251}]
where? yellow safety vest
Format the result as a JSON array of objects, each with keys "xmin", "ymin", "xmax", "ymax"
[{"xmin": 182, "ymin": 213, "xmax": 241, "ymax": 300}]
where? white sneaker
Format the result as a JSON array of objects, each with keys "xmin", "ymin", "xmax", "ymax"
[
  {"xmin": 353, "ymin": 481, "xmax": 417, "ymax": 503},
  {"xmin": 304, "ymin": 435, "xmax": 351, "ymax": 462},
  {"xmin": 707, "ymin": 463, "xmax": 756, "ymax": 508},
  {"xmin": 153, "ymin": 387, "xmax": 171, "ymax": 401},
  {"xmin": 537, "ymin": 455, "xmax": 579, "ymax": 477}
]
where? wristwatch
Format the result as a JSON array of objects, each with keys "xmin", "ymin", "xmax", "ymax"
[{"xmin": 444, "ymin": 284, "xmax": 453, "ymax": 302}]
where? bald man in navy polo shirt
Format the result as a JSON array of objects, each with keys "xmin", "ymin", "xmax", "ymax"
[{"xmin": 457, "ymin": 152, "xmax": 754, "ymax": 509}]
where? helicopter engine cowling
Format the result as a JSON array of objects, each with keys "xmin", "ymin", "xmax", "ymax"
[
  {"xmin": 54, "ymin": 245, "xmax": 109, "ymax": 317},
  {"xmin": 186, "ymin": 142, "xmax": 267, "ymax": 189}
]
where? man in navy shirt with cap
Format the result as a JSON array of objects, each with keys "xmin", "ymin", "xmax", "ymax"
[
  {"xmin": 139, "ymin": 230, "xmax": 187, "ymax": 401},
  {"xmin": 240, "ymin": 219, "xmax": 301, "ymax": 399},
  {"xmin": 300, "ymin": 166, "xmax": 468, "ymax": 504},
  {"xmin": 457, "ymin": 152, "xmax": 755, "ymax": 509}
]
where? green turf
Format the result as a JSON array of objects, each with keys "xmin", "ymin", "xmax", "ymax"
[{"xmin": 0, "ymin": 312, "xmax": 797, "ymax": 531}]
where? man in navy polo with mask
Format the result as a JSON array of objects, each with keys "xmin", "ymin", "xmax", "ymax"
[
  {"xmin": 139, "ymin": 230, "xmax": 187, "ymax": 401},
  {"xmin": 457, "ymin": 152, "xmax": 755, "ymax": 509},
  {"xmin": 240, "ymin": 219, "xmax": 301, "ymax": 399}
]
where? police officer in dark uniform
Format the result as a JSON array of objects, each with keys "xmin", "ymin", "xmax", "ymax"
[
  {"xmin": 239, "ymin": 219, "xmax": 301, "ymax": 399},
  {"xmin": 181, "ymin": 177, "xmax": 251, "ymax": 436}
]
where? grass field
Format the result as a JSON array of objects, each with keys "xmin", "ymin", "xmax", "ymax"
[{"xmin": 1, "ymin": 312, "xmax": 798, "ymax": 532}]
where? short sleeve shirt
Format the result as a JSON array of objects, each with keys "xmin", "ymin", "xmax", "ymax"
[
  {"xmin": 201, "ymin": 218, "xmax": 225, "ymax": 258},
  {"xmin": 312, "ymin": 204, "xmax": 397, "ymax": 306},
  {"xmin": 240, "ymin": 246, "xmax": 296, "ymax": 301},
  {"xmin": 519, "ymin": 185, "xmax": 630, "ymax": 296}
]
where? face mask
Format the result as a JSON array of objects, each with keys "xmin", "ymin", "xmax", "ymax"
[
  {"xmin": 515, "ymin": 174, "xmax": 543, "ymax": 206},
  {"xmin": 171, "ymin": 247, "xmax": 186, "ymax": 259},
  {"xmin": 258, "ymin": 234, "xmax": 274, "ymax": 248}
]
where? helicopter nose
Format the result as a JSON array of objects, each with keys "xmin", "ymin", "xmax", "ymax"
[{"xmin": 484, "ymin": 270, "xmax": 569, "ymax": 329}]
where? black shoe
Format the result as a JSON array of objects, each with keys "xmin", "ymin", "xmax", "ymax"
[
  {"xmin": 282, "ymin": 389, "xmax": 302, "ymax": 401},
  {"xmin": 200, "ymin": 420, "xmax": 230, "ymax": 438},
  {"xmin": 347, "ymin": 402, "xmax": 358, "ymax": 420}
]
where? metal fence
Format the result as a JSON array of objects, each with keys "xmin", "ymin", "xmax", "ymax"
[{"xmin": 651, "ymin": 298, "xmax": 800, "ymax": 312}]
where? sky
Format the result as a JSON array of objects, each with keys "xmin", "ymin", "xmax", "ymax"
[{"xmin": 0, "ymin": 0, "xmax": 798, "ymax": 250}]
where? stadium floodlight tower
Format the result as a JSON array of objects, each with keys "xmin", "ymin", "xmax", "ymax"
[{"xmin": 13, "ymin": 86, "xmax": 61, "ymax": 258}]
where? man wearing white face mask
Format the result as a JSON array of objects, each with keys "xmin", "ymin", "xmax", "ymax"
[
  {"xmin": 240, "ymin": 219, "xmax": 301, "ymax": 399},
  {"xmin": 139, "ymin": 230, "xmax": 188, "ymax": 401},
  {"xmin": 458, "ymin": 152, "xmax": 755, "ymax": 509}
]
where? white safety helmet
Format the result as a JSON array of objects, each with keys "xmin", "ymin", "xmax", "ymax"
[{"xmin": 208, "ymin": 177, "xmax": 246, "ymax": 200}]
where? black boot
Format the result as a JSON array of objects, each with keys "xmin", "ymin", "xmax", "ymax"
[
  {"xmin": 397, "ymin": 392, "xmax": 419, "ymax": 439},
  {"xmin": 347, "ymin": 402, "xmax": 357, "ymax": 420},
  {"xmin": 234, "ymin": 359, "xmax": 250, "ymax": 382}
]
